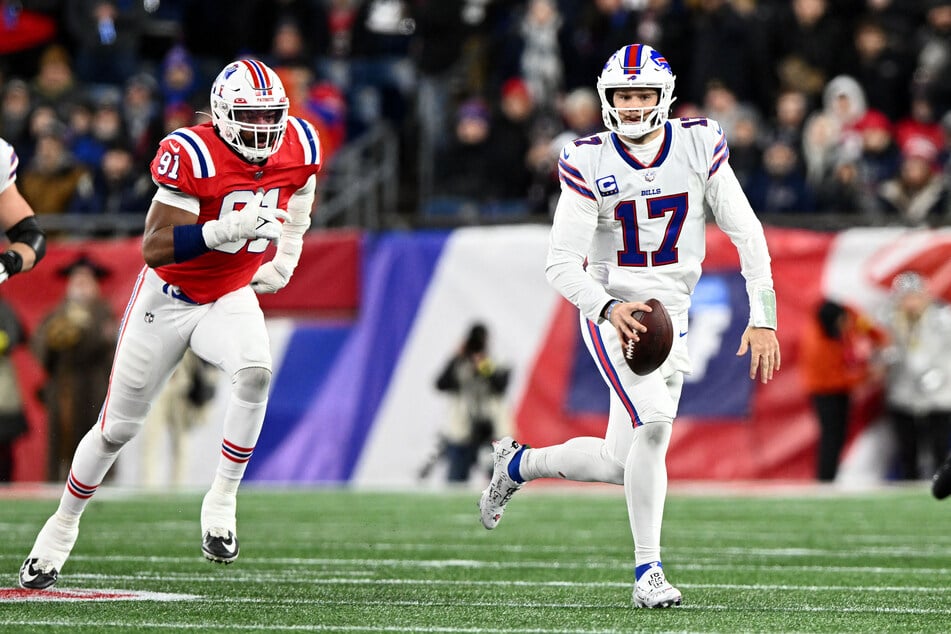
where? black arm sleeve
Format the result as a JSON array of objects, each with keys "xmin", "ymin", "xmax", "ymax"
[{"xmin": 5, "ymin": 215, "xmax": 46, "ymax": 263}]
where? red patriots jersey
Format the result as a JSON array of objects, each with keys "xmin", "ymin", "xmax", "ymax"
[{"xmin": 150, "ymin": 117, "xmax": 322, "ymax": 303}]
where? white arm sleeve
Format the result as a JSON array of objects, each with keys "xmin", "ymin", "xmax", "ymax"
[
  {"xmin": 545, "ymin": 193, "xmax": 616, "ymax": 322},
  {"xmin": 273, "ymin": 174, "xmax": 315, "ymax": 273},
  {"xmin": 706, "ymin": 163, "xmax": 777, "ymax": 328}
]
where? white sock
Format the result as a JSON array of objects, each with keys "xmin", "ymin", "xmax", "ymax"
[
  {"xmin": 625, "ymin": 423, "xmax": 672, "ymax": 566},
  {"xmin": 57, "ymin": 426, "xmax": 122, "ymax": 518},
  {"xmin": 201, "ymin": 474, "xmax": 240, "ymax": 533}
]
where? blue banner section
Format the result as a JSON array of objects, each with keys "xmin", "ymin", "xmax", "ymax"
[
  {"xmin": 250, "ymin": 231, "xmax": 450, "ymax": 481},
  {"xmin": 679, "ymin": 272, "xmax": 753, "ymax": 418},
  {"xmin": 246, "ymin": 324, "xmax": 352, "ymax": 480},
  {"xmin": 565, "ymin": 272, "xmax": 753, "ymax": 419}
]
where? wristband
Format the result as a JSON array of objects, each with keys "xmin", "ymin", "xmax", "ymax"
[
  {"xmin": 749, "ymin": 287, "xmax": 777, "ymax": 329},
  {"xmin": 173, "ymin": 224, "xmax": 211, "ymax": 263},
  {"xmin": 603, "ymin": 300, "xmax": 620, "ymax": 322}
]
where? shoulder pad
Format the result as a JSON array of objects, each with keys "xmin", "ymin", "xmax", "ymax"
[{"xmin": 286, "ymin": 117, "xmax": 322, "ymax": 167}]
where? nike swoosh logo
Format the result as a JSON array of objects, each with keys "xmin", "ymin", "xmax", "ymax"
[
  {"xmin": 21, "ymin": 565, "xmax": 39, "ymax": 582},
  {"xmin": 169, "ymin": 142, "xmax": 181, "ymax": 152},
  {"xmin": 562, "ymin": 147, "xmax": 569, "ymax": 159},
  {"xmin": 679, "ymin": 331, "xmax": 688, "ymax": 337}
]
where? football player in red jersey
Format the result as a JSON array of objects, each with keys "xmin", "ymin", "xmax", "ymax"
[{"xmin": 19, "ymin": 59, "xmax": 322, "ymax": 590}]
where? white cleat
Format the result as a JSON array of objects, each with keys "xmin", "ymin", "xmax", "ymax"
[
  {"xmin": 633, "ymin": 562, "xmax": 682, "ymax": 608},
  {"xmin": 479, "ymin": 437, "xmax": 524, "ymax": 530}
]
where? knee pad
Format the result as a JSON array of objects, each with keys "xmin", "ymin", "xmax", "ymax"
[
  {"xmin": 99, "ymin": 390, "xmax": 151, "ymax": 446},
  {"xmin": 232, "ymin": 366, "xmax": 271, "ymax": 404}
]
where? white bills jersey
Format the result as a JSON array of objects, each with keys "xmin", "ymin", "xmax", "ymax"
[
  {"xmin": 546, "ymin": 117, "xmax": 773, "ymax": 323},
  {"xmin": 0, "ymin": 138, "xmax": 18, "ymax": 195}
]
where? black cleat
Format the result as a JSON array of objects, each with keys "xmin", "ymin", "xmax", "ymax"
[
  {"xmin": 202, "ymin": 529, "xmax": 239, "ymax": 564},
  {"xmin": 932, "ymin": 456, "xmax": 951, "ymax": 500},
  {"xmin": 19, "ymin": 558, "xmax": 59, "ymax": 590}
]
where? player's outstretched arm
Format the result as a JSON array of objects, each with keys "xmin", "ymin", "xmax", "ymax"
[{"xmin": 736, "ymin": 326, "xmax": 780, "ymax": 384}]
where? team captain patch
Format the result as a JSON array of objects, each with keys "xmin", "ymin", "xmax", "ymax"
[{"xmin": 597, "ymin": 175, "xmax": 619, "ymax": 196}]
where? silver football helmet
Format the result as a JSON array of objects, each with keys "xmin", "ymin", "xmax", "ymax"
[
  {"xmin": 210, "ymin": 59, "xmax": 289, "ymax": 163},
  {"xmin": 596, "ymin": 44, "xmax": 676, "ymax": 138}
]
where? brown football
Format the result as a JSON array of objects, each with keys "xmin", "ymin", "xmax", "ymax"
[{"xmin": 623, "ymin": 298, "xmax": 674, "ymax": 376}]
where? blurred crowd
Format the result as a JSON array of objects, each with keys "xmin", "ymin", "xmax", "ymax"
[{"xmin": 2, "ymin": 0, "xmax": 951, "ymax": 228}]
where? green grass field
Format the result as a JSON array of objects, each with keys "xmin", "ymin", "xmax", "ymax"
[{"xmin": 0, "ymin": 484, "xmax": 949, "ymax": 633}]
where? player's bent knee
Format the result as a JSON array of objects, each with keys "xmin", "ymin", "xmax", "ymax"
[
  {"xmin": 232, "ymin": 366, "xmax": 271, "ymax": 403},
  {"xmin": 637, "ymin": 421, "xmax": 673, "ymax": 448},
  {"xmin": 100, "ymin": 392, "xmax": 151, "ymax": 445}
]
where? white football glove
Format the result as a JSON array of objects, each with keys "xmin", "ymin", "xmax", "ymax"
[
  {"xmin": 250, "ymin": 260, "xmax": 292, "ymax": 293},
  {"xmin": 250, "ymin": 176, "xmax": 315, "ymax": 294},
  {"xmin": 202, "ymin": 191, "xmax": 290, "ymax": 248}
]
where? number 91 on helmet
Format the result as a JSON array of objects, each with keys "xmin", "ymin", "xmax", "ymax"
[{"xmin": 210, "ymin": 59, "xmax": 289, "ymax": 164}]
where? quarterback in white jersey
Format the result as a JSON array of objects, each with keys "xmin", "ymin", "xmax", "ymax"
[{"xmin": 480, "ymin": 44, "xmax": 780, "ymax": 608}]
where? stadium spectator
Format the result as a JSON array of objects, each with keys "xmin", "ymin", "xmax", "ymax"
[
  {"xmin": 841, "ymin": 16, "xmax": 913, "ymax": 122},
  {"xmin": 31, "ymin": 254, "xmax": 115, "ymax": 482},
  {"xmin": 159, "ymin": 44, "xmax": 201, "ymax": 110},
  {"xmin": 17, "ymin": 123, "xmax": 88, "ymax": 216},
  {"xmin": 29, "ymin": 45, "xmax": 79, "ymax": 119},
  {"xmin": 913, "ymin": 0, "xmax": 951, "ymax": 115},
  {"xmin": 0, "ymin": 79, "xmax": 32, "ymax": 151},
  {"xmin": 880, "ymin": 271, "xmax": 951, "ymax": 480},
  {"xmin": 765, "ymin": 0, "xmax": 849, "ymax": 106},
  {"xmin": 798, "ymin": 299, "xmax": 887, "ymax": 482},
  {"xmin": 815, "ymin": 155, "xmax": 875, "ymax": 215},
  {"xmin": 121, "ymin": 73, "xmax": 163, "ymax": 170},
  {"xmin": 245, "ymin": 0, "xmax": 329, "ymax": 67},
  {"xmin": 64, "ymin": 0, "xmax": 148, "ymax": 85},
  {"xmin": 727, "ymin": 107, "xmax": 764, "ymax": 189},
  {"xmin": 764, "ymin": 87, "xmax": 811, "ymax": 151},
  {"xmin": 69, "ymin": 143, "xmax": 153, "ymax": 220},
  {"xmin": 876, "ymin": 135, "xmax": 950, "ymax": 225},
  {"xmin": 488, "ymin": 78, "xmax": 536, "ymax": 207},
  {"xmin": 894, "ymin": 92, "xmax": 946, "ymax": 157},
  {"xmin": 682, "ymin": 0, "xmax": 762, "ymax": 110},
  {"xmin": 65, "ymin": 98, "xmax": 107, "ymax": 170},
  {"xmin": 558, "ymin": 0, "xmax": 639, "ymax": 94},
  {"xmin": 853, "ymin": 110, "xmax": 901, "ymax": 193},
  {"xmin": 802, "ymin": 75, "xmax": 868, "ymax": 187},
  {"xmin": 426, "ymin": 98, "xmax": 495, "ymax": 219},
  {"xmin": 745, "ymin": 139, "xmax": 816, "ymax": 214}
]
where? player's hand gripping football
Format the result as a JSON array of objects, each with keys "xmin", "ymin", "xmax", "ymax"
[
  {"xmin": 607, "ymin": 300, "xmax": 651, "ymax": 348},
  {"xmin": 736, "ymin": 326, "xmax": 781, "ymax": 384},
  {"xmin": 203, "ymin": 190, "xmax": 290, "ymax": 247}
]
